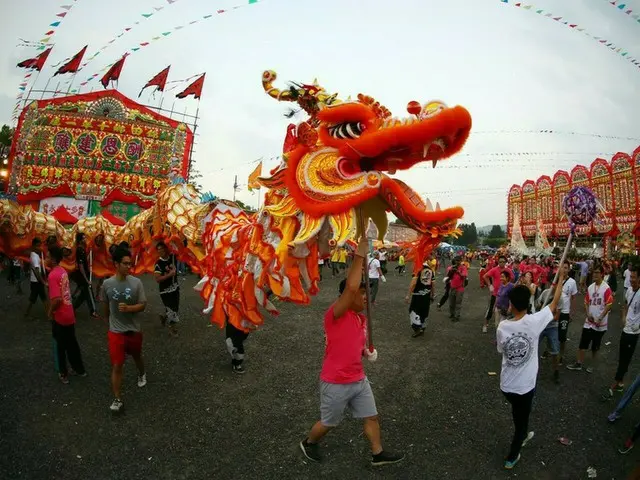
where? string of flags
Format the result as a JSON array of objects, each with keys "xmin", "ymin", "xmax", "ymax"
[
  {"xmin": 52, "ymin": 0, "xmax": 182, "ymax": 72},
  {"xmin": 77, "ymin": 0, "xmax": 262, "ymax": 89},
  {"xmin": 498, "ymin": 0, "xmax": 640, "ymax": 70},
  {"xmin": 605, "ymin": 1, "xmax": 640, "ymax": 25},
  {"xmin": 12, "ymin": 0, "xmax": 79, "ymax": 121},
  {"xmin": 475, "ymin": 129, "xmax": 640, "ymax": 142}
]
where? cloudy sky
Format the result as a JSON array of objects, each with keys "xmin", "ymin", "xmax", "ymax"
[{"xmin": 2, "ymin": 0, "xmax": 640, "ymax": 226}]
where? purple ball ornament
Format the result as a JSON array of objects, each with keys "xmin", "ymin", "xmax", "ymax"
[{"xmin": 562, "ymin": 186, "xmax": 598, "ymax": 233}]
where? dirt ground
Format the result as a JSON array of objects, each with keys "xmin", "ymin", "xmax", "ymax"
[{"xmin": 0, "ymin": 262, "xmax": 639, "ymax": 480}]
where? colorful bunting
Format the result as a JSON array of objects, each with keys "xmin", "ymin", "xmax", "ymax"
[
  {"xmin": 498, "ymin": 1, "xmax": 640, "ymax": 70},
  {"xmin": 606, "ymin": 0, "xmax": 640, "ymax": 24},
  {"xmin": 79, "ymin": 0, "xmax": 263, "ymax": 89}
]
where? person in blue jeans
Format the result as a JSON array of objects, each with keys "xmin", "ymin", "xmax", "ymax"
[{"xmin": 608, "ymin": 373, "xmax": 640, "ymax": 423}]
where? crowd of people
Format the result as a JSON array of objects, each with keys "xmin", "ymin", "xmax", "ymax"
[{"xmin": 3, "ymin": 237, "xmax": 640, "ymax": 471}]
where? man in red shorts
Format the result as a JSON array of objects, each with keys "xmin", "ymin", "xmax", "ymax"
[{"xmin": 101, "ymin": 246, "xmax": 147, "ymax": 413}]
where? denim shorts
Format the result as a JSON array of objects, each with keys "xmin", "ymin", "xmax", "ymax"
[{"xmin": 539, "ymin": 324, "xmax": 560, "ymax": 355}]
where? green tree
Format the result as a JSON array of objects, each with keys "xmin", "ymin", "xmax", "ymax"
[
  {"xmin": 0, "ymin": 124, "xmax": 15, "ymax": 148},
  {"xmin": 489, "ymin": 225, "xmax": 505, "ymax": 238},
  {"xmin": 455, "ymin": 223, "xmax": 478, "ymax": 247}
]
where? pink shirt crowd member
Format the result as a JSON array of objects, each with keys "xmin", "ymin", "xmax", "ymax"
[
  {"xmin": 486, "ymin": 266, "xmax": 513, "ymax": 297},
  {"xmin": 320, "ymin": 305, "xmax": 367, "ymax": 384},
  {"xmin": 449, "ymin": 265, "xmax": 468, "ymax": 292},
  {"xmin": 48, "ymin": 265, "xmax": 76, "ymax": 326}
]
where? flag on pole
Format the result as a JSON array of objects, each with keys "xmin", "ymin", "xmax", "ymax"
[
  {"xmin": 17, "ymin": 47, "xmax": 53, "ymax": 71},
  {"xmin": 54, "ymin": 46, "xmax": 87, "ymax": 75},
  {"xmin": 247, "ymin": 161, "xmax": 262, "ymax": 191},
  {"xmin": 176, "ymin": 73, "xmax": 205, "ymax": 99},
  {"xmin": 100, "ymin": 54, "xmax": 128, "ymax": 88},
  {"xmin": 138, "ymin": 65, "xmax": 170, "ymax": 97}
]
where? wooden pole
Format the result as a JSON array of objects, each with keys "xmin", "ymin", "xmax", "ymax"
[
  {"xmin": 357, "ymin": 208, "xmax": 374, "ymax": 351},
  {"xmin": 23, "ymin": 69, "xmax": 42, "ymax": 108}
]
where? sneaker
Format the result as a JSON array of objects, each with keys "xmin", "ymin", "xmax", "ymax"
[
  {"xmin": 619, "ymin": 439, "xmax": 634, "ymax": 454},
  {"xmin": 482, "ymin": 325, "xmax": 488, "ymax": 333},
  {"xmin": 522, "ymin": 431, "xmax": 535, "ymax": 447},
  {"xmin": 109, "ymin": 398, "xmax": 124, "ymax": 413},
  {"xmin": 299, "ymin": 439, "xmax": 321, "ymax": 462},
  {"xmin": 566, "ymin": 363, "xmax": 583, "ymax": 371},
  {"xmin": 58, "ymin": 374, "xmax": 69, "ymax": 385},
  {"xmin": 608, "ymin": 411, "xmax": 621, "ymax": 423},
  {"xmin": 614, "ymin": 384, "xmax": 625, "ymax": 393},
  {"xmin": 504, "ymin": 454, "xmax": 521, "ymax": 469},
  {"xmin": 586, "ymin": 367, "xmax": 594, "ymax": 374},
  {"xmin": 602, "ymin": 388, "xmax": 614, "ymax": 400},
  {"xmin": 371, "ymin": 450, "xmax": 404, "ymax": 467},
  {"xmin": 232, "ymin": 364, "xmax": 246, "ymax": 375},
  {"xmin": 137, "ymin": 373, "xmax": 147, "ymax": 388}
]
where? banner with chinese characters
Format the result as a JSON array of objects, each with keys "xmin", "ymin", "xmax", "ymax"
[
  {"xmin": 8, "ymin": 89, "xmax": 193, "ymax": 207},
  {"xmin": 506, "ymin": 146, "xmax": 640, "ymax": 239},
  {"xmin": 39, "ymin": 196, "xmax": 89, "ymax": 219},
  {"xmin": 88, "ymin": 200, "xmax": 142, "ymax": 221}
]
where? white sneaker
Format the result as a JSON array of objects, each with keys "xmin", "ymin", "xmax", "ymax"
[
  {"xmin": 522, "ymin": 431, "xmax": 535, "ymax": 447},
  {"xmin": 110, "ymin": 398, "xmax": 124, "ymax": 412},
  {"xmin": 137, "ymin": 373, "xmax": 147, "ymax": 388},
  {"xmin": 482, "ymin": 325, "xmax": 488, "ymax": 333}
]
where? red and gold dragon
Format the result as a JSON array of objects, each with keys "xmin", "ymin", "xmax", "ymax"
[{"xmin": 0, "ymin": 70, "xmax": 471, "ymax": 333}]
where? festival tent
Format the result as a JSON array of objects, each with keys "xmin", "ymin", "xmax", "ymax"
[{"xmin": 50, "ymin": 205, "xmax": 78, "ymax": 225}]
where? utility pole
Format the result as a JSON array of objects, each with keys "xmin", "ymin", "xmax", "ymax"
[{"xmin": 233, "ymin": 175, "xmax": 238, "ymax": 201}]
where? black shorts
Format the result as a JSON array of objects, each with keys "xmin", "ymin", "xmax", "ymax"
[
  {"xmin": 29, "ymin": 281, "xmax": 46, "ymax": 304},
  {"xmin": 578, "ymin": 327, "xmax": 606, "ymax": 352},
  {"xmin": 558, "ymin": 312, "xmax": 570, "ymax": 343}
]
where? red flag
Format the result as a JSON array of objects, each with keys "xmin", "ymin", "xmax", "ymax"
[
  {"xmin": 176, "ymin": 73, "xmax": 205, "ymax": 99},
  {"xmin": 17, "ymin": 47, "xmax": 53, "ymax": 71},
  {"xmin": 100, "ymin": 54, "xmax": 128, "ymax": 89},
  {"xmin": 138, "ymin": 65, "xmax": 170, "ymax": 97},
  {"xmin": 54, "ymin": 46, "xmax": 87, "ymax": 76}
]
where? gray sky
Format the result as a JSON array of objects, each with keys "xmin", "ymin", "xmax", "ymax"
[{"xmin": 2, "ymin": 0, "xmax": 640, "ymax": 226}]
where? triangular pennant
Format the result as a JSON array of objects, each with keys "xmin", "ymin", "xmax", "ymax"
[
  {"xmin": 152, "ymin": 36, "xmax": 160, "ymax": 40},
  {"xmin": 618, "ymin": 3, "xmax": 626, "ymax": 9},
  {"xmin": 162, "ymin": 31, "xmax": 171, "ymax": 36},
  {"xmin": 217, "ymin": 9, "xmax": 225, "ymax": 13},
  {"xmin": 50, "ymin": 21, "xmax": 61, "ymax": 27},
  {"xmin": 515, "ymin": 2, "xmax": 521, "ymax": 6},
  {"xmin": 60, "ymin": 4, "xmax": 72, "ymax": 9},
  {"xmin": 153, "ymin": 6, "xmax": 163, "ymax": 11},
  {"xmin": 140, "ymin": 42, "xmax": 149, "ymax": 46},
  {"xmin": 622, "ymin": 52, "xmax": 628, "ymax": 56},
  {"xmin": 45, "ymin": 30, "xmax": 55, "ymax": 35},
  {"xmin": 553, "ymin": 16, "xmax": 562, "ymax": 20},
  {"xmin": 203, "ymin": 14, "xmax": 212, "ymax": 18},
  {"xmin": 19, "ymin": 86, "xmax": 26, "ymax": 91},
  {"xmin": 125, "ymin": 27, "xmax": 131, "ymax": 31},
  {"xmin": 39, "ymin": 37, "xmax": 51, "ymax": 43},
  {"xmin": 56, "ymin": 12, "xmax": 67, "ymax": 17},
  {"xmin": 569, "ymin": 24, "xmax": 577, "ymax": 28},
  {"xmin": 141, "ymin": 13, "xmax": 153, "ymax": 18},
  {"xmin": 523, "ymin": 5, "xmax": 532, "ymax": 9},
  {"xmin": 175, "ymin": 25, "xmax": 184, "ymax": 29},
  {"xmin": 536, "ymin": 9, "xmax": 543, "ymax": 13},
  {"xmin": 132, "ymin": 47, "xmax": 140, "ymax": 51}
]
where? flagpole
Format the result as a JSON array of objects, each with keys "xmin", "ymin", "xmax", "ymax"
[
  {"xmin": 52, "ymin": 81, "xmax": 61, "ymax": 98},
  {"xmin": 39, "ymin": 76, "xmax": 52, "ymax": 100},
  {"xmin": 233, "ymin": 175, "xmax": 238, "ymax": 201},
  {"xmin": 23, "ymin": 69, "xmax": 42, "ymax": 109},
  {"xmin": 66, "ymin": 71, "xmax": 78, "ymax": 95},
  {"xmin": 186, "ymin": 101, "xmax": 199, "ymax": 183}
]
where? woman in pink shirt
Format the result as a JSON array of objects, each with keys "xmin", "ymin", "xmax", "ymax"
[
  {"xmin": 300, "ymin": 237, "xmax": 403, "ymax": 467},
  {"xmin": 47, "ymin": 245, "xmax": 86, "ymax": 384}
]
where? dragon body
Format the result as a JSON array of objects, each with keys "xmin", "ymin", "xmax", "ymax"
[{"xmin": 0, "ymin": 70, "xmax": 472, "ymax": 332}]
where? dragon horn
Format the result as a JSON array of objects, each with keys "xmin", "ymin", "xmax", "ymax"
[{"xmin": 262, "ymin": 70, "xmax": 296, "ymax": 102}]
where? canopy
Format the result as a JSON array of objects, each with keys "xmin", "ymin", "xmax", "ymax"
[{"xmin": 50, "ymin": 205, "xmax": 78, "ymax": 225}]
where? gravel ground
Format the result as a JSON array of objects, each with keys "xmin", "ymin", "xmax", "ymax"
[{"xmin": 0, "ymin": 263, "xmax": 639, "ymax": 480}]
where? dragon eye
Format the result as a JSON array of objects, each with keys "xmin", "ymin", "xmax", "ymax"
[{"xmin": 328, "ymin": 122, "xmax": 364, "ymax": 140}]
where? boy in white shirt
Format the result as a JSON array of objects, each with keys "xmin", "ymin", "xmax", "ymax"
[
  {"xmin": 604, "ymin": 265, "xmax": 640, "ymax": 398},
  {"xmin": 567, "ymin": 265, "xmax": 614, "ymax": 373},
  {"xmin": 558, "ymin": 264, "xmax": 578, "ymax": 365},
  {"xmin": 496, "ymin": 264, "xmax": 565, "ymax": 470},
  {"xmin": 24, "ymin": 238, "xmax": 48, "ymax": 319}
]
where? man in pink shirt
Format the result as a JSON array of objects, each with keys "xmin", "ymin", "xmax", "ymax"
[
  {"xmin": 47, "ymin": 246, "xmax": 86, "ymax": 384},
  {"xmin": 449, "ymin": 257, "xmax": 468, "ymax": 322},
  {"xmin": 483, "ymin": 256, "xmax": 513, "ymax": 332},
  {"xmin": 300, "ymin": 237, "xmax": 403, "ymax": 467}
]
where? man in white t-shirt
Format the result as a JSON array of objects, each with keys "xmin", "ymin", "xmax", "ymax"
[
  {"xmin": 367, "ymin": 252, "xmax": 385, "ymax": 305},
  {"xmin": 604, "ymin": 265, "xmax": 640, "ymax": 398},
  {"xmin": 24, "ymin": 238, "xmax": 48, "ymax": 319},
  {"xmin": 558, "ymin": 264, "xmax": 578, "ymax": 365},
  {"xmin": 624, "ymin": 264, "xmax": 632, "ymax": 290},
  {"xmin": 567, "ymin": 265, "xmax": 614, "ymax": 373},
  {"xmin": 496, "ymin": 262, "xmax": 565, "ymax": 470}
]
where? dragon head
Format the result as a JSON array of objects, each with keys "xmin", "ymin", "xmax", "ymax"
[{"xmin": 259, "ymin": 70, "xmax": 471, "ymax": 246}]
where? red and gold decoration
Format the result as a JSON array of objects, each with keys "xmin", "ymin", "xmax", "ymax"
[
  {"xmin": 7, "ymin": 89, "xmax": 193, "ymax": 207},
  {"xmin": 508, "ymin": 146, "xmax": 640, "ymax": 242},
  {"xmin": 1, "ymin": 69, "xmax": 472, "ymax": 335}
]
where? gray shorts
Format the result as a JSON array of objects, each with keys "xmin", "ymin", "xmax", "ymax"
[
  {"xmin": 539, "ymin": 324, "xmax": 560, "ymax": 355},
  {"xmin": 320, "ymin": 378, "xmax": 378, "ymax": 427}
]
